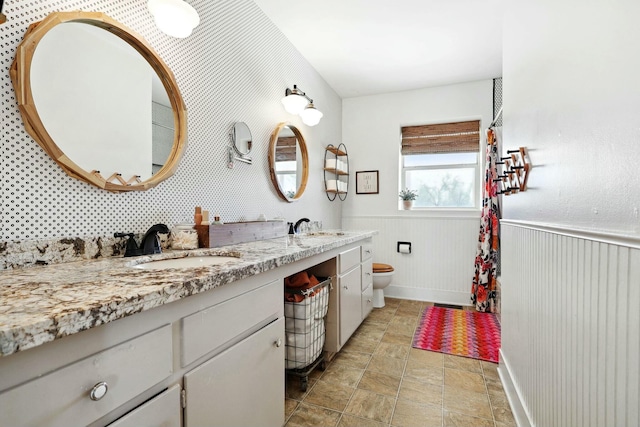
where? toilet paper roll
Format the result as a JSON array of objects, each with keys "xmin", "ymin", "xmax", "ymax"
[
  {"xmin": 326, "ymin": 179, "xmax": 337, "ymax": 191},
  {"xmin": 398, "ymin": 243, "xmax": 411, "ymax": 254},
  {"xmin": 325, "ymin": 158, "xmax": 337, "ymax": 169}
]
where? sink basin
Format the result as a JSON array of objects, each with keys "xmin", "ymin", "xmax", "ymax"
[
  {"xmin": 305, "ymin": 231, "xmax": 345, "ymax": 236},
  {"xmin": 133, "ymin": 256, "xmax": 240, "ymax": 270}
]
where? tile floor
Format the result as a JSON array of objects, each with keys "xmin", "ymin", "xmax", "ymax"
[{"xmin": 284, "ymin": 298, "xmax": 516, "ymax": 427}]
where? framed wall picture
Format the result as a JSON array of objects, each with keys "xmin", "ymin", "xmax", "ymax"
[{"xmin": 356, "ymin": 170, "xmax": 379, "ymax": 194}]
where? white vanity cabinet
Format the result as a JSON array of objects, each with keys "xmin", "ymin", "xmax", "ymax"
[
  {"xmin": 0, "ymin": 276, "xmax": 285, "ymax": 427},
  {"xmin": 183, "ymin": 318, "xmax": 284, "ymax": 427},
  {"xmin": 316, "ymin": 238, "xmax": 374, "ymax": 353}
]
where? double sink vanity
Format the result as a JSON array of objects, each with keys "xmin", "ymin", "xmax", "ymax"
[{"xmin": 0, "ymin": 230, "xmax": 376, "ymax": 427}]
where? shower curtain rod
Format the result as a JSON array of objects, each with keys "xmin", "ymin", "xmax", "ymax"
[{"xmin": 489, "ymin": 106, "xmax": 503, "ymax": 128}]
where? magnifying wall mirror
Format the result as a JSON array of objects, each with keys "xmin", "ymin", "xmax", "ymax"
[
  {"xmin": 228, "ymin": 122, "xmax": 252, "ymax": 167},
  {"xmin": 268, "ymin": 123, "xmax": 309, "ymax": 202},
  {"xmin": 10, "ymin": 11, "xmax": 187, "ymax": 192}
]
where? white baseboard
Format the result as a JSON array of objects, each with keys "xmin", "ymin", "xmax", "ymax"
[
  {"xmin": 498, "ymin": 349, "xmax": 533, "ymax": 427},
  {"xmin": 385, "ymin": 285, "xmax": 472, "ymax": 307}
]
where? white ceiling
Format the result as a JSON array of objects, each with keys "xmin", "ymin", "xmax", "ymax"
[{"xmin": 252, "ymin": 0, "xmax": 503, "ymax": 98}]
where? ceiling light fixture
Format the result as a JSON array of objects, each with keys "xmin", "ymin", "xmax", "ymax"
[
  {"xmin": 148, "ymin": 0, "xmax": 200, "ymax": 38},
  {"xmin": 281, "ymin": 85, "xmax": 323, "ymax": 126}
]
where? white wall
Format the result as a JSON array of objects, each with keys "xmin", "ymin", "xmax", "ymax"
[
  {"xmin": 0, "ymin": 0, "xmax": 342, "ymax": 242},
  {"xmin": 342, "ymin": 80, "xmax": 493, "ymax": 305},
  {"xmin": 501, "ymin": 1, "xmax": 640, "ymax": 425}
]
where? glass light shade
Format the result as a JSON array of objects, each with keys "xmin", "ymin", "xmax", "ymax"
[
  {"xmin": 148, "ymin": 0, "xmax": 200, "ymax": 38},
  {"xmin": 300, "ymin": 104, "xmax": 323, "ymax": 126},
  {"xmin": 281, "ymin": 93, "xmax": 308, "ymax": 115}
]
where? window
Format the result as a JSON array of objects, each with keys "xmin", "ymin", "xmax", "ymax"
[{"xmin": 401, "ymin": 120, "xmax": 480, "ymax": 208}]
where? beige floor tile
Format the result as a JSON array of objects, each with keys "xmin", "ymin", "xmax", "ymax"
[
  {"xmin": 394, "ymin": 309, "xmax": 422, "ymax": 320},
  {"xmin": 304, "ymin": 379, "xmax": 356, "ymax": 412},
  {"xmin": 286, "ymin": 402, "xmax": 341, "ymax": 427},
  {"xmin": 443, "ymin": 387, "xmax": 493, "ymax": 420},
  {"xmin": 321, "ymin": 364, "xmax": 365, "ymax": 388},
  {"xmin": 408, "ymin": 348, "xmax": 443, "ymax": 367},
  {"xmin": 382, "ymin": 331, "xmax": 414, "ymax": 346},
  {"xmin": 358, "ymin": 370, "xmax": 402, "ymax": 397},
  {"xmin": 285, "ymin": 398, "xmax": 299, "ymax": 420},
  {"xmin": 388, "ymin": 322, "xmax": 417, "ymax": 338},
  {"xmin": 345, "ymin": 389, "xmax": 396, "ymax": 424},
  {"xmin": 367, "ymin": 354, "xmax": 407, "ymax": 377},
  {"xmin": 495, "ymin": 421, "xmax": 518, "ymax": 427},
  {"xmin": 286, "ymin": 375, "xmax": 315, "ymax": 400},
  {"xmin": 390, "ymin": 315, "xmax": 418, "ymax": 328},
  {"xmin": 444, "ymin": 368, "xmax": 486, "ymax": 394},
  {"xmin": 331, "ymin": 350, "xmax": 372, "ymax": 370},
  {"xmin": 367, "ymin": 309, "xmax": 396, "ymax": 323},
  {"xmin": 357, "ymin": 321, "xmax": 390, "ymax": 335},
  {"xmin": 489, "ymin": 389, "xmax": 511, "ymax": 408},
  {"xmin": 391, "ymin": 399, "xmax": 442, "ymax": 427},
  {"xmin": 404, "ymin": 358, "xmax": 444, "ymax": 386},
  {"xmin": 443, "ymin": 354, "xmax": 482, "ymax": 373},
  {"xmin": 398, "ymin": 376, "xmax": 442, "ymax": 406},
  {"xmin": 482, "ymin": 361, "xmax": 501, "ymax": 381},
  {"xmin": 493, "ymin": 405, "xmax": 516, "ymax": 425},
  {"xmin": 374, "ymin": 342, "xmax": 410, "ymax": 360},
  {"xmin": 443, "ymin": 409, "xmax": 494, "ymax": 427},
  {"xmin": 338, "ymin": 414, "xmax": 389, "ymax": 427},
  {"xmin": 485, "ymin": 376, "xmax": 506, "ymax": 396},
  {"xmin": 384, "ymin": 297, "xmax": 403, "ymax": 307},
  {"xmin": 342, "ymin": 335, "xmax": 380, "ymax": 354},
  {"xmin": 353, "ymin": 327, "xmax": 386, "ymax": 342}
]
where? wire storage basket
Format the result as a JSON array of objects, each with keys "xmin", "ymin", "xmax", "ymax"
[{"xmin": 284, "ymin": 275, "xmax": 331, "ymax": 391}]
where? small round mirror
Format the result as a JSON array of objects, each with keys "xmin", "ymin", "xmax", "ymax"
[
  {"xmin": 231, "ymin": 122, "xmax": 252, "ymax": 156},
  {"xmin": 268, "ymin": 123, "xmax": 309, "ymax": 202}
]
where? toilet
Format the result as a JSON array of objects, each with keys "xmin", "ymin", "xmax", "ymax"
[{"xmin": 372, "ymin": 263, "xmax": 395, "ymax": 308}]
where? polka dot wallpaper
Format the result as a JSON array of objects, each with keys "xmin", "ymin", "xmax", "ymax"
[{"xmin": 1, "ymin": 0, "xmax": 343, "ymax": 241}]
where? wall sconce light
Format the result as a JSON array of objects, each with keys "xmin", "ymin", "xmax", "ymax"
[
  {"xmin": 148, "ymin": 0, "xmax": 200, "ymax": 38},
  {"xmin": 281, "ymin": 85, "xmax": 323, "ymax": 126},
  {"xmin": 0, "ymin": 0, "xmax": 6, "ymax": 25}
]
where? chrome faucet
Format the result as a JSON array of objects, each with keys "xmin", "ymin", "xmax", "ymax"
[
  {"xmin": 293, "ymin": 218, "xmax": 310, "ymax": 234},
  {"xmin": 115, "ymin": 224, "xmax": 170, "ymax": 257}
]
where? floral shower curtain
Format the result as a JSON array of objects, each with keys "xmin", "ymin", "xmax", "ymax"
[{"xmin": 471, "ymin": 128, "xmax": 500, "ymax": 312}]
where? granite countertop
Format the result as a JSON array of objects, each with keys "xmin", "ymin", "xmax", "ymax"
[{"xmin": 0, "ymin": 230, "xmax": 376, "ymax": 358}]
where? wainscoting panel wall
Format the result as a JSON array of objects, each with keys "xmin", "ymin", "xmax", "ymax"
[
  {"xmin": 500, "ymin": 221, "xmax": 639, "ymax": 427},
  {"xmin": 343, "ymin": 215, "xmax": 480, "ymax": 305}
]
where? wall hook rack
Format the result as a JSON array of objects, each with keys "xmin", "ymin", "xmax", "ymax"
[{"xmin": 496, "ymin": 147, "xmax": 531, "ymax": 196}]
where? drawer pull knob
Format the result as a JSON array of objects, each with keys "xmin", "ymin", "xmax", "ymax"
[
  {"xmin": 275, "ymin": 338, "xmax": 282, "ymax": 348},
  {"xmin": 365, "ymin": 272, "xmax": 371, "ymax": 276},
  {"xmin": 90, "ymin": 382, "xmax": 108, "ymax": 401},
  {"xmin": 343, "ymin": 285, "xmax": 348, "ymax": 290}
]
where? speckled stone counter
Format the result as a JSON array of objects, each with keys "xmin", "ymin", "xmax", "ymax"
[{"xmin": 0, "ymin": 230, "xmax": 376, "ymax": 357}]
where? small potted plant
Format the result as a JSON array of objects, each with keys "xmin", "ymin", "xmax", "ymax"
[{"xmin": 399, "ymin": 188, "xmax": 418, "ymax": 210}]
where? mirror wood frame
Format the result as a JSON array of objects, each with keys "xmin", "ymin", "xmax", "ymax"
[
  {"xmin": 9, "ymin": 11, "xmax": 188, "ymax": 192},
  {"xmin": 268, "ymin": 122, "xmax": 309, "ymax": 202}
]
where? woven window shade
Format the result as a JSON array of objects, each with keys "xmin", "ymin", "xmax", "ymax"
[
  {"xmin": 401, "ymin": 120, "xmax": 480, "ymax": 155},
  {"xmin": 275, "ymin": 137, "xmax": 297, "ymax": 161}
]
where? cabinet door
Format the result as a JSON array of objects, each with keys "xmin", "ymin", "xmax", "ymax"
[
  {"xmin": 339, "ymin": 266, "xmax": 362, "ymax": 347},
  {"xmin": 108, "ymin": 385, "xmax": 181, "ymax": 427},
  {"xmin": 183, "ymin": 318, "xmax": 284, "ymax": 427},
  {"xmin": 362, "ymin": 284, "xmax": 374, "ymax": 320}
]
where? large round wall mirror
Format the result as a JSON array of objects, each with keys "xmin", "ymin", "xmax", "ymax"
[
  {"xmin": 10, "ymin": 11, "xmax": 187, "ymax": 192},
  {"xmin": 268, "ymin": 123, "xmax": 309, "ymax": 202}
]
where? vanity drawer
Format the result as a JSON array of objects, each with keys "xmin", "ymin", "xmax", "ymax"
[
  {"xmin": 0, "ymin": 325, "xmax": 172, "ymax": 427},
  {"xmin": 360, "ymin": 242, "xmax": 373, "ymax": 261},
  {"xmin": 339, "ymin": 247, "xmax": 361, "ymax": 274},
  {"xmin": 108, "ymin": 384, "xmax": 181, "ymax": 427},
  {"xmin": 181, "ymin": 279, "xmax": 282, "ymax": 366},
  {"xmin": 361, "ymin": 260, "xmax": 373, "ymax": 291}
]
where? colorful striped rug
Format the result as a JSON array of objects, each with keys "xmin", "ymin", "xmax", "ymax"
[{"xmin": 412, "ymin": 306, "xmax": 501, "ymax": 363}]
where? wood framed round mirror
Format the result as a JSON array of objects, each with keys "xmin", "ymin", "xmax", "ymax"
[
  {"xmin": 10, "ymin": 11, "xmax": 187, "ymax": 192},
  {"xmin": 268, "ymin": 123, "xmax": 309, "ymax": 202}
]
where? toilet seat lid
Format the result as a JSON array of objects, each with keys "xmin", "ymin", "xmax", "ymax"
[{"xmin": 373, "ymin": 263, "xmax": 394, "ymax": 273}]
